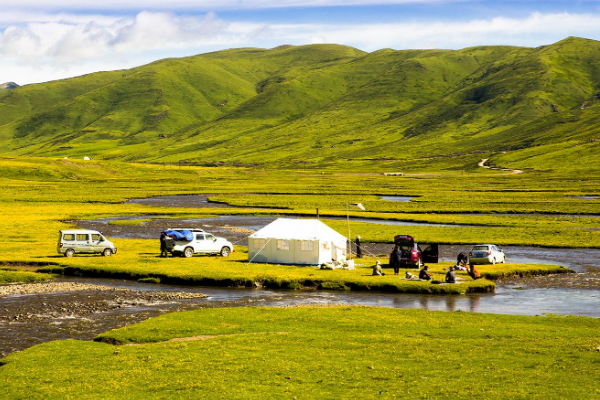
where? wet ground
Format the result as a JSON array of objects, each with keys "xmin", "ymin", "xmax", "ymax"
[
  {"xmin": 2, "ymin": 276, "xmax": 599, "ymax": 358},
  {"xmin": 3, "ymin": 194, "xmax": 599, "ymax": 358}
]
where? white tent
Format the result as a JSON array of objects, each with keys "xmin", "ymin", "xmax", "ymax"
[{"xmin": 248, "ymin": 218, "xmax": 347, "ymax": 265}]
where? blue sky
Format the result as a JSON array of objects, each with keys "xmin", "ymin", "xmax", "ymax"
[{"xmin": 2, "ymin": 1, "xmax": 600, "ymax": 85}]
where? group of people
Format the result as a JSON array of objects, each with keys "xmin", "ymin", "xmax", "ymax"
[{"xmin": 373, "ymin": 250, "xmax": 481, "ymax": 282}]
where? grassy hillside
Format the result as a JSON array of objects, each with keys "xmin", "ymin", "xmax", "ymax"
[{"xmin": 1, "ymin": 37, "xmax": 599, "ymax": 171}]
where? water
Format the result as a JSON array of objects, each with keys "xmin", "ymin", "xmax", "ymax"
[
  {"xmin": 380, "ymin": 196, "xmax": 414, "ymax": 202},
  {"xmin": 5, "ymin": 194, "xmax": 599, "ymax": 358},
  {"xmin": 2, "ymin": 276, "xmax": 599, "ymax": 358}
]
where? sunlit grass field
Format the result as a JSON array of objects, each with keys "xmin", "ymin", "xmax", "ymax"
[
  {"xmin": 1, "ymin": 307, "xmax": 599, "ymax": 399},
  {"xmin": 0, "ymin": 156, "xmax": 590, "ymax": 289}
]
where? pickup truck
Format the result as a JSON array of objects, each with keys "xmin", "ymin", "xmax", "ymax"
[{"xmin": 163, "ymin": 228, "xmax": 234, "ymax": 258}]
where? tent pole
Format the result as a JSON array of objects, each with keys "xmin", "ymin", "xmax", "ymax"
[{"xmin": 346, "ymin": 203, "xmax": 351, "ymax": 260}]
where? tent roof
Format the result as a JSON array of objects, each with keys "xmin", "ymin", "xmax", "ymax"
[{"xmin": 249, "ymin": 218, "xmax": 347, "ymax": 241}]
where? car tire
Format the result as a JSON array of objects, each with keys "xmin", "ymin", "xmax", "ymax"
[
  {"xmin": 220, "ymin": 247, "xmax": 231, "ymax": 257},
  {"xmin": 102, "ymin": 248, "xmax": 113, "ymax": 257},
  {"xmin": 183, "ymin": 247, "xmax": 194, "ymax": 258},
  {"xmin": 492, "ymin": 258, "xmax": 496, "ymax": 265},
  {"xmin": 65, "ymin": 249, "xmax": 75, "ymax": 257}
]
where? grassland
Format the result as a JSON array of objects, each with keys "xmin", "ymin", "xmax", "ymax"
[
  {"xmin": 0, "ymin": 268, "xmax": 53, "ymax": 285},
  {"xmin": 1, "ymin": 306, "xmax": 599, "ymax": 399},
  {"xmin": 0, "ymin": 156, "xmax": 583, "ymax": 290},
  {"xmin": 0, "ymin": 38, "xmax": 599, "ymax": 175}
]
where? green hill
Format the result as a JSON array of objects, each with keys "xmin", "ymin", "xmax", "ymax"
[{"xmin": 1, "ymin": 37, "xmax": 599, "ymax": 172}]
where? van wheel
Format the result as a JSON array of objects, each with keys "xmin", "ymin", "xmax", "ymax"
[
  {"xmin": 220, "ymin": 247, "xmax": 231, "ymax": 257},
  {"xmin": 65, "ymin": 249, "xmax": 75, "ymax": 257},
  {"xmin": 183, "ymin": 247, "xmax": 194, "ymax": 258},
  {"xmin": 102, "ymin": 248, "xmax": 113, "ymax": 257}
]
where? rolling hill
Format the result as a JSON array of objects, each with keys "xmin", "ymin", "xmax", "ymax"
[{"xmin": 0, "ymin": 37, "xmax": 599, "ymax": 172}]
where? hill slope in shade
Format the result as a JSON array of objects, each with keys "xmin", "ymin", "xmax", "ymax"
[
  {"xmin": 0, "ymin": 38, "xmax": 599, "ymax": 172},
  {"xmin": 0, "ymin": 82, "xmax": 19, "ymax": 90}
]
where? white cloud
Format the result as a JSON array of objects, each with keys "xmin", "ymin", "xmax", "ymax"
[
  {"xmin": 2, "ymin": 9, "xmax": 600, "ymax": 85},
  {"xmin": 2, "ymin": 0, "xmax": 445, "ymax": 12}
]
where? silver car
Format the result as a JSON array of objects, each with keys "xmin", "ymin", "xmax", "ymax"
[
  {"xmin": 468, "ymin": 244, "xmax": 505, "ymax": 266},
  {"xmin": 58, "ymin": 229, "xmax": 117, "ymax": 257}
]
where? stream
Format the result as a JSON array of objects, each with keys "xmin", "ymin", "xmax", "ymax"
[{"xmin": 2, "ymin": 194, "xmax": 599, "ymax": 358}]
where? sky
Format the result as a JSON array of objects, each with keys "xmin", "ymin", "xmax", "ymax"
[{"xmin": 2, "ymin": 1, "xmax": 600, "ymax": 85}]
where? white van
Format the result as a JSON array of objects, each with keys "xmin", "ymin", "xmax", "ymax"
[{"xmin": 57, "ymin": 229, "xmax": 117, "ymax": 257}]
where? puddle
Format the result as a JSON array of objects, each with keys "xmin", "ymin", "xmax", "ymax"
[{"xmin": 380, "ymin": 196, "xmax": 414, "ymax": 202}]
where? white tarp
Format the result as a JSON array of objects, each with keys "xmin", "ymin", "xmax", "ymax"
[{"xmin": 248, "ymin": 218, "xmax": 347, "ymax": 265}]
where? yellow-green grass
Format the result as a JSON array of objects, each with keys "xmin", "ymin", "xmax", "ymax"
[
  {"xmin": 36, "ymin": 242, "xmax": 494, "ymax": 294},
  {"xmin": 0, "ymin": 157, "xmax": 587, "ymax": 288},
  {"xmin": 1, "ymin": 307, "xmax": 599, "ymax": 399},
  {"xmin": 0, "ymin": 268, "xmax": 54, "ymax": 285}
]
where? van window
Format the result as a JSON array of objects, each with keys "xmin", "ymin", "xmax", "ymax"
[
  {"xmin": 76, "ymin": 234, "xmax": 89, "ymax": 241},
  {"xmin": 205, "ymin": 234, "xmax": 215, "ymax": 241},
  {"xmin": 63, "ymin": 234, "xmax": 75, "ymax": 241},
  {"xmin": 196, "ymin": 233, "xmax": 205, "ymax": 240},
  {"xmin": 91, "ymin": 234, "xmax": 102, "ymax": 241}
]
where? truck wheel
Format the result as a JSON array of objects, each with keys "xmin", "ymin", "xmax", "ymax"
[
  {"xmin": 102, "ymin": 248, "xmax": 113, "ymax": 257},
  {"xmin": 184, "ymin": 247, "xmax": 194, "ymax": 258},
  {"xmin": 220, "ymin": 247, "xmax": 231, "ymax": 257},
  {"xmin": 65, "ymin": 249, "xmax": 75, "ymax": 257}
]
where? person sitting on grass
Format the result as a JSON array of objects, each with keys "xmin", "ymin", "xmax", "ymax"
[
  {"xmin": 467, "ymin": 265, "xmax": 481, "ymax": 280},
  {"xmin": 445, "ymin": 266, "xmax": 456, "ymax": 283},
  {"xmin": 419, "ymin": 265, "xmax": 432, "ymax": 280},
  {"xmin": 372, "ymin": 261, "xmax": 385, "ymax": 276}
]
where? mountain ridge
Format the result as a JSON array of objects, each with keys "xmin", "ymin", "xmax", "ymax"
[{"xmin": 0, "ymin": 39, "xmax": 599, "ymax": 173}]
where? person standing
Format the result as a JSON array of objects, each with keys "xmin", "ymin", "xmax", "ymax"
[
  {"xmin": 390, "ymin": 245, "xmax": 401, "ymax": 275},
  {"xmin": 160, "ymin": 232, "xmax": 169, "ymax": 258},
  {"xmin": 356, "ymin": 235, "xmax": 362, "ymax": 258}
]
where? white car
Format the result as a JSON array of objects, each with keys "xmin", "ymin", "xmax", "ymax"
[
  {"xmin": 469, "ymin": 244, "xmax": 506, "ymax": 266},
  {"xmin": 164, "ymin": 228, "xmax": 233, "ymax": 258}
]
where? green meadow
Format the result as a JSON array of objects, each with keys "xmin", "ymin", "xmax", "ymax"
[
  {"xmin": 0, "ymin": 156, "xmax": 584, "ymax": 292},
  {"xmin": 2, "ymin": 36, "xmax": 600, "ymax": 399},
  {"xmin": 1, "ymin": 307, "xmax": 599, "ymax": 399}
]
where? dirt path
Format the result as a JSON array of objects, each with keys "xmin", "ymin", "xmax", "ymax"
[{"xmin": 478, "ymin": 158, "xmax": 523, "ymax": 174}]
